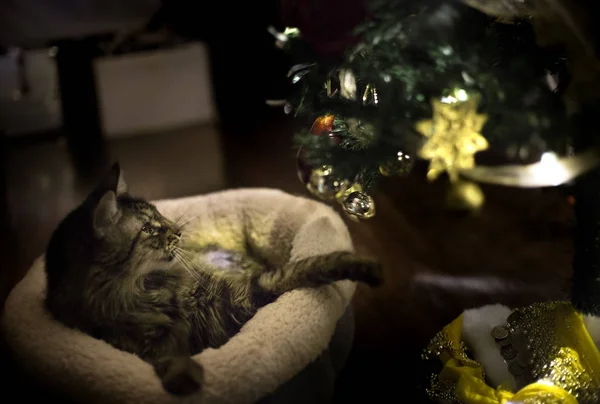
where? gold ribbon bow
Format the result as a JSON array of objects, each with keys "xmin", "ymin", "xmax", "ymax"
[{"xmin": 430, "ymin": 304, "xmax": 600, "ymax": 404}]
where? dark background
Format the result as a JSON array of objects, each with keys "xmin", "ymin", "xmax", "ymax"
[{"xmin": 0, "ymin": 1, "xmax": 575, "ymax": 402}]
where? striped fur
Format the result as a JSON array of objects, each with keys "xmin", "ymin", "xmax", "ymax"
[{"xmin": 44, "ymin": 163, "xmax": 382, "ymax": 395}]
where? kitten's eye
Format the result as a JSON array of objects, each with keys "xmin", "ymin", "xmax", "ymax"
[{"xmin": 142, "ymin": 223, "xmax": 152, "ymax": 234}]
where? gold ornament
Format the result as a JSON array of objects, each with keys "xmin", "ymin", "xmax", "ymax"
[
  {"xmin": 362, "ymin": 84, "xmax": 379, "ymax": 106},
  {"xmin": 342, "ymin": 191, "xmax": 375, "ymax": 221},
  {"xmin": 335, "ymin": 183, "xmax": 376, "ymax": 221},
  {"xmin": 306, "ymin": 166, "xmax": 350, "ymax": 201},
  {"xmin": 306, "ymin": 169, "xmax": 376, "ymax": 221},
  {"xmin": 325, "ymin": 77, "xmax": 337, "ymax": 98},
  {"xmin": 337, "ymin": 183, "xmax": 375, "ymax": 221},
  {"xmin": 379, "ymin": 151, "xmax": 414, "ymax": 176},
  {"xmin": 416, "ymin": 89, "xmax": 489, "ymax": 183},
  {"xmin": 445, "ymin": 179, "xmax": 485, "ymax": 211}
]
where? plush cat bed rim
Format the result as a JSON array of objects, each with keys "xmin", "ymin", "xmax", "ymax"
[{"xmin": 2, "ymin": 188, "xmax": 358, "ymax": 404}]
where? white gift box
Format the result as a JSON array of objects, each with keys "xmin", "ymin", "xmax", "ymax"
[{"xmin": 94, "ymin": 42, "xmax": 218, "ymax": 138}]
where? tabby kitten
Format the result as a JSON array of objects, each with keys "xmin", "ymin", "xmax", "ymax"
[{"xmin": 45, "ymin": 163, "xmax": 382, "ymax": 395}]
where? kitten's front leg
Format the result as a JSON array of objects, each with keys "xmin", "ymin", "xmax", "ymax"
[
  {"xmin": 142, "ymin": 318, "xmax": 204, "ymax": 396},
  {"xmin": 153, "ymin": 356, "xmax": 204, "ymax": 396}
]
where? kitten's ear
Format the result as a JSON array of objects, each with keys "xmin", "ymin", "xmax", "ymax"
[
  {"xmin": 115, "ymin": 164, "xmax": 128, "ymax": 195},
  {"xmin": 97, "ymin": 163, "xmax": 128, "ymax": 195},
  {"xmin": 109, "ymin": 162, "xmax": 128, "ymax": 195},
  {"xmin": 93, "ymin": 191, "xmax": 121, "ymax": 237}
]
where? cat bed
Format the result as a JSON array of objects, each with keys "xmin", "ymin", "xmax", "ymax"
[{"xmin": 2, "ymin": 188, "xmax": 358, "ymax": 404}]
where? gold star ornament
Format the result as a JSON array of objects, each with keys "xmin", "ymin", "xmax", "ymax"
[{"xmin": 416, "ymin": 89, "xmax": 489, "ymax": 182}]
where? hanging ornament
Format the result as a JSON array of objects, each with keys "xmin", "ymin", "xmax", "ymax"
[
  {"xmin": 339, "ymin": 69, "xmax": 357, "ymax": 100},
  {"xmin": 325, "ymin": 70, "xmax": 376, "ymax": 106},
  {"xmin": 416, "ymin": 88, "xmax": 489, "ymax": 183},
  {"xmin": 341, "ymin": 190, "xmax": 376, "ymax": 221},
  {"xmin": 309, "ymin": 114, "xmax": 341, "ymax": 144},
  {"xmin": 362, "ymin": 84, "xmax": 379, "ymax": 106},
  {"xmin": 306, "ymin": 165, "xmax": 351, "ymax": 201},
  {"xmin": 302, "ymin": 166, "xmax": 376, "ymax": 221},
  {"xmin": 297, "ymin": 115, "xmax": 345, "ymax": 188},
  {"xmin": 336, "ymin": 183, "xmax": 376, "ymax": 221},
  {"xmin": 445, "ymin": 179, "xmax": 485, "ymax": 212},
  {"xmin": 379, "ymin": 151, "xmax": 414, "ymax": 176},
  {"xmin": 310, "ymin": 114, "xmax": 335, "ymax": 134},
  {"xmin": 325, "ymin": 76, "xmax": 339, "ymax": 98}
]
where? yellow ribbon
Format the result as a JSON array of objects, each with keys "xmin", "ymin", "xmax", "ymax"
[{"xmin": 436, "ymin": 314, "xmax": 585, "ymax": 404}]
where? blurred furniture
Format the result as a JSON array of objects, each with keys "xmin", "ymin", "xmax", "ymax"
[
  {"xmin": 0, "ymin": 47, "xmax": 62, "ymax": 137},
  {"xmin": 0, "ymin": 0, "xmax": 159, "ymax": 47},
  {"xmin": 1, "ymin": 33, "xmax": 224, "ymax": 192}
]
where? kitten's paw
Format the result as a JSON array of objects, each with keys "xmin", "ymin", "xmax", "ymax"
[{"xmin": 153, "ymin": 356, "xmax": 204, "ymax": 396}]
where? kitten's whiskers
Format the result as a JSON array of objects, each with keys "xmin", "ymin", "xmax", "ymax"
[{"xmin": 173, "ymin": 216, "xmax": 193, "ymax": 234}]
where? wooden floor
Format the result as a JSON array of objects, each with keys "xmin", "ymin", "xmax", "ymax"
[{"xmin": 0, "ymin": 113, "xmax": 574, "ymax": 402}]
